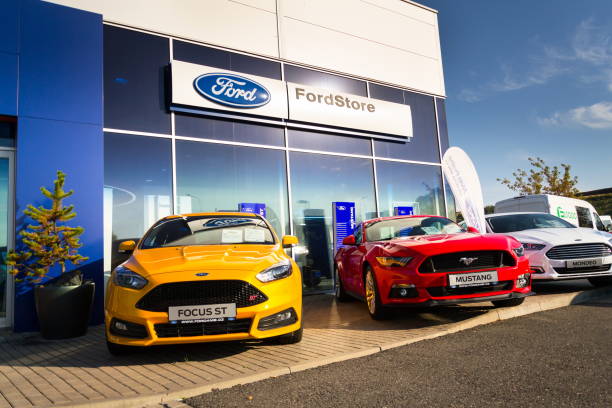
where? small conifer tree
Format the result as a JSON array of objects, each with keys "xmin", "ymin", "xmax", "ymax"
[{"xmin": 6, "ymin": 171, "xmax": 88, "ymax": 284}]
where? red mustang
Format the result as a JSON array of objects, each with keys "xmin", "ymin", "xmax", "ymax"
[{"xmin": 334, "ymin": 215, "xmax": 532, "ymax": 319}]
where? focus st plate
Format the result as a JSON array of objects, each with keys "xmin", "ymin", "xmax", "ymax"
[
  {"xmin": 168, "ymin": 304, "xmax": 236, "ymax": 322},
  {"xmin": 449, "ymin": 271, "xmax": 498, "ymax": 287},
  {"xmin": 566, "ymin": 258, "xmax": 604, "ymax": 269}
]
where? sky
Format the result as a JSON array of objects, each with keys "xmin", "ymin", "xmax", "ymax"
[{"xmin": 419, "ymin": 0, "xmax": 612, "ymax": 205}]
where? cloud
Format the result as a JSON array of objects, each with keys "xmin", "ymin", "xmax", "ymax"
[
  {"xmin": 538, "ymin": 101, "xmax": 612, "ymax": 129},
  {"xmin": 456, "ymin": 18, "xmax": 612, "ymax": 102}
]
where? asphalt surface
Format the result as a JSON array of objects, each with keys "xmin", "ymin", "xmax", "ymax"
[{"xmin": 186, "ymin": 296, "xmax": 612, "ymax": 408}]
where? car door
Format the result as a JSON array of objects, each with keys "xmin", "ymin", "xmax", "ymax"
[{"xmin": 344, "ymin": 224, "xmax": 369, "ymax": 294}]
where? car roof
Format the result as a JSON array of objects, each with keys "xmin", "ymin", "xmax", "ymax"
[{"xmin": 486, "ymin": 212, "xmax": 548, "ymax": 218}]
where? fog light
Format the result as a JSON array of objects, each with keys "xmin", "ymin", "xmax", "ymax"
[
  {"xmin": 109, "ymin": 318, "xmax": 148, "ymax": 339},
  {"xmin": 114, "ymin": 321, "xmax": 128, "ymax": 331},
  {"xmin": 257, "ymin": 308, "xmax": 298, "ymax": 331},
  {"xmin": 389, "ymin": 283, "xmax": 418, "ymax": 298},
  {"xmin": 516, "ymin": 273, "xmax": 531, "ymax": 288}
]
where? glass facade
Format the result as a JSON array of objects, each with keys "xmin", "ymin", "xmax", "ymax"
[
  {"xmin": 104, "ymin": 133, "xmax": 173, "ymax": 268},
  {"xmin": 175, "ymin": 140, "xmax": 289, "ymax": 236},
  {"xmin": 290, "ymin": 152, "xmax": 377, "ymax": 291},
  {"xmin": 375, "ymin": 161, "xmax": 444, "ymax": 217},
  {"xmin": 103, "ymin": 25, "xmax": 450, "ymax": 293}
]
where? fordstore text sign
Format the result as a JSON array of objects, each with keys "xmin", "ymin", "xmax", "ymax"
[
  {"xmin": 194, "ymin": 73, "xmax": 271, "ymax": 108},
  {"xmin": 171, "ymin": 60, "xmax": 412, "ymax": 139}
]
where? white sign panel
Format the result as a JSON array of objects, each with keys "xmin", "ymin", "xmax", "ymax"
[
  {"xmin": 171, "ymin": 60, "xmax": 288, "ymax": 119},
  {"xmin": 171, "ymin": 60, "xmax": 413, "ymax": 138},
  {"xmin": 287, "ymin": 83, "xmax": 412, "ymax": 138},
  {"xmin": 442, "ymin": 147, "xmax": 487, "ymax": 234}
]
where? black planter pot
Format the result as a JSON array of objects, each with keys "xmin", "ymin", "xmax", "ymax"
[{"xmin": 34, "ymin": 282, "xmax": 95, "ymax": 340}]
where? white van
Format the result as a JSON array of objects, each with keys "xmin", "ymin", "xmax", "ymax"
[{"xmin": 494, "ymin": 194, "xmax": 609, "ymax": 232}]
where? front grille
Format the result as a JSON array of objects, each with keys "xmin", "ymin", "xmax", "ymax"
[
  {"xmin": 553, "ymin": 265, "xmax": 611, "ymax": 275},
  {"xmin": 136, "ymin": 280, "xmax": 268, "ymax": 312},
  {"xmin": 419, "ymin": 251, "xmax": 515, "ymax": 273},
  {"xmin": 427, "ymin": 281, "xmax": 513, "ymax": 297},
  {"xmin": 547, "ymin": 243, "xmax": 612, "ymax": 260},
  {"xmin": 154, "ymin": 318, "xmax": 252, "ymax": 338}
]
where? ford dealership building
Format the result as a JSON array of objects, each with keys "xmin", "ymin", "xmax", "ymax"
[{"xmin": 0, "ymin": 0, "xmax": 452, "ymax": 330}]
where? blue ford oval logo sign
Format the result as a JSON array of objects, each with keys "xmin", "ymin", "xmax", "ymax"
[
  {"xmin": 194, "ymin": 73, "xmax": 270, "ymax": 108},
  {"xmin": 195, "ymin": 272, "xmax": 209, "ymax": 277}
]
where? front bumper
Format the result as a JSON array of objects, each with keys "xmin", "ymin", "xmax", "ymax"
[
  {"xmin": 105, "ymin": 270, "xmax": 302, "ymax": 347},
  {"xmin": 373, "ymin": 259, "xmax": 532, "ymax": 307},
  {"xmin": 527, "ymin": 252, "xmax": 612, "ymax": 281}
]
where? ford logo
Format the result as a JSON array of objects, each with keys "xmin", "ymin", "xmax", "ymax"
[
  {"xmin": 195, "ymin": 272, "xmax": 209, "ymax": 277},
  {"xmin": 337, "ymin": 206, "xmax": 346, "ymax": 210},
  {"xmin": 194, "ymin": 73, "xmax": 270, "ymax": 108}
]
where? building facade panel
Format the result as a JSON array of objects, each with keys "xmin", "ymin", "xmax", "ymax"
[{"xmin": 45, "ymin": 0, "xmax": 280, "ymax": 57}]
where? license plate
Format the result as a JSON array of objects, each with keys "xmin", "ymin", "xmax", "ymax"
[
  {"xmin": 449, "ymin": 271, "xmax": 498, "ymax": 287},
  {"xmin": 566, "ymin": 258, "xmax": 603, "ymax": 268},
  {"xmin": 168, "ymin": 303, "xmax": 236, "ymax": 322}
]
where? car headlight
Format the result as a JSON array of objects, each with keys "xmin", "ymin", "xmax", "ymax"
[
  {"xmin": 521, "ymin": 243, "xmax": 546, "ymax": 251},
  {"xmin": 113, "ymin": 265, "xmax": 148, "ymax": 289},
  {"xmin": 256, "ymin": 261, "xmax": 292, "ymax": 282},
  {"xmin": 376, "ymin": 257, "xmax": 413, "ymax": 267},
  {"xmin": 512, "ymin": 246, "xmax": 525, "ymax": 257}
]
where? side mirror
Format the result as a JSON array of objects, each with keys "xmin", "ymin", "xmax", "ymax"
[
  {"xmin": 118, "ymin": 240, "xmax": 136, "ymax": 254},
  {"xmin": 342, "ymin": 235, "xmax": 356, "ymax": 245},
  {"xmin": 467, "ymin": 226, "xmax": 480, "ymax": 234},
  {"xmin": 282, "ymin": 235, "xmax": 299, "ymax": 248}
]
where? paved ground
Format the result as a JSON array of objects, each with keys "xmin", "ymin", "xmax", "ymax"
[
  {"xmin": 187, "ymin": 295, "xmax": 612, "ymax": 408},
  {"xmin": 0, "ymin": 280, "xmax": 605, "ymax": 408}
]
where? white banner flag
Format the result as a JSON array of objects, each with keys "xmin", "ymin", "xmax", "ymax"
[{"xmin": 442, "ymin": 147, "xmax": 487, "ymax": 233}]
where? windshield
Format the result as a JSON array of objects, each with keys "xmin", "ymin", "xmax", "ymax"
[
  {"xmin": 140, "ymin": 215, "xmax": 275, "ymax": 249},
  {"xmin": 365, "ymin": 217, "xmax": 462, "ymax": 241},
  {"xmin": 487, "ymin": 213, "xmax": 576, "ymax": 233}
]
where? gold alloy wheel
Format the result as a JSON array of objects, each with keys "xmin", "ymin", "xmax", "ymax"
[{"xmin": 365, "ymin": 269, "xmax": 376, "ymax": 314}]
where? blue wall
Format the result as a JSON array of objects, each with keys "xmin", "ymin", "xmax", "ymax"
[{"xmin": 4, "ymin": 0, "xmax": 104, "ymax": 332}]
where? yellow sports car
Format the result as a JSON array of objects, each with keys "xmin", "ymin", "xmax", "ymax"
[{"xmin": 105, "ymin": 212, "xmax": 303, "ymax": 354}]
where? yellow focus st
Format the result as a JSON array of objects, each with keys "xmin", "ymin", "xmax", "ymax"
[{"xmin": 105, "ymin": 212, "xmax": 303, "ymax": 355}]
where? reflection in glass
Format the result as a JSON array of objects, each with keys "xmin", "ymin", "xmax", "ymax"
[
  {"xmin": 175, "ymin": 141, "xmax": 289, "ymax": 236},
  {"xmin": 0, "ymin": 158, "xmax": 8, "ymax": 319},
  {"xmin": 445, "ymin": 182, "xmax": 457, "ymax": 221},
  {"xmin": 288, "ymin": 128, "xmax": 371, "ymax": 156},
  {"xmin": 175, "ymin": 114, "xmax": 284, "ymax": 146},
  {"xmin": 290, "ymin": 152, "xmax": 376, "ymax": 292},
  {"xmin": 104, "ymin": 133, "xmax": 173, "ymax": 269},
  {"xmin": 374, "ymin": 92, "xmax": 440, "ymax": 163},
  {"xmin": 375, "ymin": 160, "xmax": 444, "ymax": 218}
]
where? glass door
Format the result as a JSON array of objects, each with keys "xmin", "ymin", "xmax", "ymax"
[{"xmin": 0, "ymin": 151, "xmax": 14, "ymax": 328}]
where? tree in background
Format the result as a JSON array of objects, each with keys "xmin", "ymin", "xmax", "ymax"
[{"xmin": 497, "ymin": 157, "xmax": 579, "ymax": 197}]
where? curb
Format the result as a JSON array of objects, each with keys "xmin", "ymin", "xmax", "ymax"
[{"xmin": 54, "ymin": 285, "xmax": 612, "ymax": 408}]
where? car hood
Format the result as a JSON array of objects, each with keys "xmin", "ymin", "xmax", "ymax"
[
  {"xmin": 500, "ymin": 228, "xmax": 612, "ymax": 246},
  {"xmin": 380, "ymin": 233, "xmax": 518, "ymax": 256},
  {"xmin": 125, "ymin": 244, "xmax": 287, "ymax": 277}
]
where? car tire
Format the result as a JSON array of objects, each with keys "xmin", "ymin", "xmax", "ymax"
[
  {"xmin": 275, "ymin": 325, "xmax": 303, "ymax": 344},
  {"xmin": 588, "ymin": 276, "xmax": 612, "ymax": 287},
  {"xmin": 492, "ymin": 297, "xmax": 525, "ymax": 308},
  {"xmin": 106, "ymin": 340, "xmax": 135, "ymax": 356},
  {"xmin": 364, "ymin": 266, "xmax": 389, "ymax": 320},
  {"xmin": 334, "ymin": 266, "xmax": 352, "ymax": 302}
]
